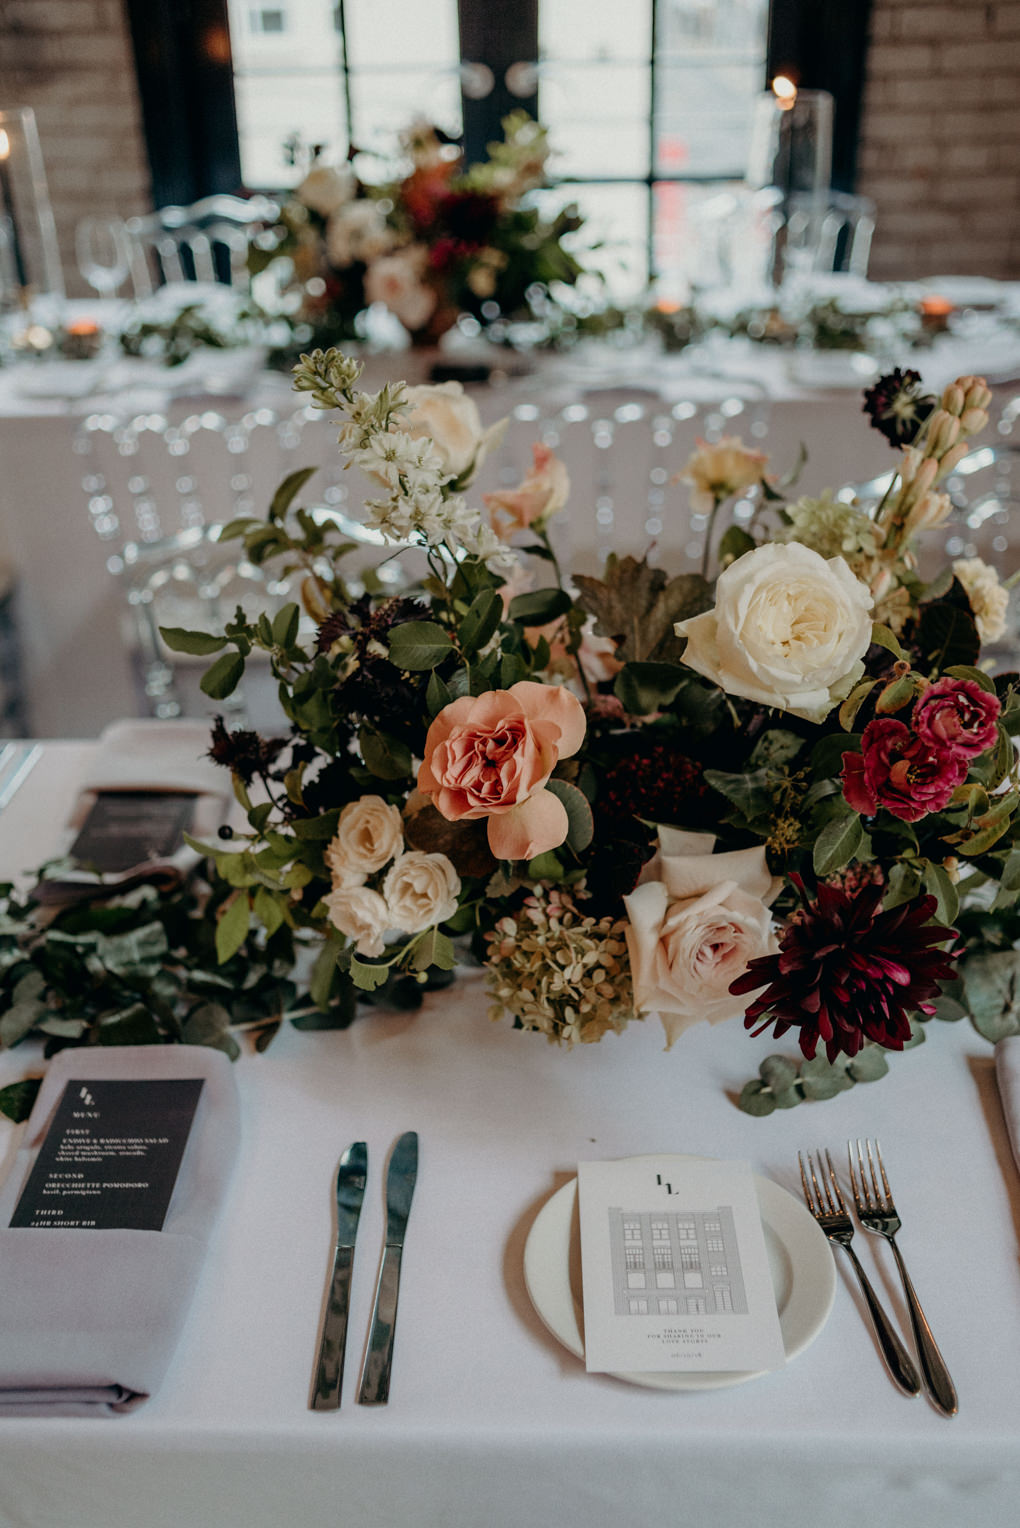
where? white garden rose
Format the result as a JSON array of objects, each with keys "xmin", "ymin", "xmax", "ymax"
[
  {"xmin": 296, "ymin": 163, "xmax": 355, "ymax": 218},
  {"xmin": 383, "ymin": 851, "xmax": 461, "ymax": 934},
  {"xmin": 623, "ymin": 830, "xmax": 779, "ymax": 1049},
  {"xmin": 363, "ymin": 246, "xmax": 437, "ymax": 333},
  {"xmin": 324, "ymin": 886, "xmax": 389, "ymax": 958},
  {"xmin": 401, "ymin": 380, "xmax": 502, "ymax": 484},
  {"xmin": 675, "ymin": 542, "xmax": 874, "ymax": 723},
  {"xmin": 325, "ymin": 796, "xmax": 404, "ymax": 887},
  {"xmin": 953, "ymin": 556, "xmax": 1009, "ymax": 643}
]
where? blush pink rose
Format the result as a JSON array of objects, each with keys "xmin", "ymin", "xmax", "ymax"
[
  {"xmin": 417, "ymin": 680, "xmax": 586, "ymax": 861},
  {"xmin": 913, "ymin": 677, "xmax": 1000, "ymax": 758},
  {"xmin": 484, "ymin": 444, "xmax": 569, "ymax": 541},
  {"xmin": 842, "ymin": 717, "xmax": 968, "ymax": 823}
]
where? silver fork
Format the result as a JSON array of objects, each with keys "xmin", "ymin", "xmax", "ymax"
[
  {"xmin": 848, "ymin": 1139, "xmax": 958, "ymax": 1416},
  {"xmin": 799, "ymin": 1149, "xmax": 921, "ymax": 1396}
]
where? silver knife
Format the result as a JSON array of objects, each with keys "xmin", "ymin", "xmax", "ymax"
[
  {"xmin": 357, "ymin": 1130, "xmax": 418, "ymax": 1406},
  {"xmin": 309, "ymin": 1141, "xmax": 368, "ymax": 1410}
]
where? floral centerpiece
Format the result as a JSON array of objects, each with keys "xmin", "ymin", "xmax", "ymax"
[
  {"xmin": 248, "ymin": 115, "xmax": 586, "ymax": 349},
  {"xmin": 1, "ymin": 356, "xmax": 1017, "ymax": 1123}
]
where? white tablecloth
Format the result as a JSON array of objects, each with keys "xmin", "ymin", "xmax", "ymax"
[
  {"xmin": 0, "ymin": 742, "xmax": 1018, "ymax": 1528},
  {"xmin": 2, "ymin": 305, "xmax": 1018, "ymax": 738}
]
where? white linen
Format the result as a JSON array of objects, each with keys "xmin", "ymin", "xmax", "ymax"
[{"xmin": 0, "ymin": 744, "xmax": 1017, "ymax": 1526}]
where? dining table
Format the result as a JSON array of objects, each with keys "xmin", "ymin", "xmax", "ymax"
[
  {"xmin": 0, "ymin": 739, "xmax": 1018, "ymax": 1528},
  {"xmin": 1, "ymin": 285, "xmax": 1018, "ymax": 739}
]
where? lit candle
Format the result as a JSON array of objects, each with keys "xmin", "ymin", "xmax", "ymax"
[{"xmin": 0, "ymin": 128, "xmax": 28, "ymax": 291}]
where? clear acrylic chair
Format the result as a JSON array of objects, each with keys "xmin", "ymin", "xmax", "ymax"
[
  {"xmin": 73, "ymin": 397, "xmax": 364, "ymax": 724},
  {"xmin": 124, "ymin": 194, "xmax": 278, "ymax": 297}
]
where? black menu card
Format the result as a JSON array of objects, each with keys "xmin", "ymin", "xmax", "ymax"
[
  {"xmin": 9, "ymin": 1078, "xmax": 204, "ymax": 1231},
  {"xmin": 69, "ymin": 791, "xmax": 197, "ymax": 874}
]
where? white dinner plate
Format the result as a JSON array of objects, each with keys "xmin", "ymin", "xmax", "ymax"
[{"xmin": 523, "ymin": 1154, "xmax": 836, "ymax": 1390}]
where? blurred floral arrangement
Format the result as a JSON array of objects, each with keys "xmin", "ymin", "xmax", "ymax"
[
  {"xmin": 2, "ymin": 352, "xmax": 1017, "ymax": 1120},
  {"xmin": 248, "ymin": 114, "xmax": 587, "ymax": 349}
]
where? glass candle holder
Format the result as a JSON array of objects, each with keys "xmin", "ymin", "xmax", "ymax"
[{"xmin": 0, "ymin": 106, "xmax": 65, "ymax": 328}]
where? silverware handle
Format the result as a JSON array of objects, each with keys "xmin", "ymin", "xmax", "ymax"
[
  {"xmin": 890, "ymin": 1241, "xmax": 958, "ymax": 1416},
  {"xmin": 310, "ymin": 1243, "xmax": 354, "ymax": 1410},
  {"xmin": 358, "ymin": 1243, "xmax": 403, "ymax": 1406},
  {"xmin": 840, "ymin": 1243, "xmax": 921, "ymax": 1396}
]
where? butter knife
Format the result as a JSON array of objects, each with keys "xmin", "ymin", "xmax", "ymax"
[
  {"xmin": 357, "ymin": 1130, "xmax": 418, "ymax": 1406},
  {"xmin": 309, "ymin": 1141, "xmax": 367, "ymax": 1410}
]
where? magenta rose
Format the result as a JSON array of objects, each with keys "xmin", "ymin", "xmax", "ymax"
[
  {"xmin": 913, "ymin": 677, "xmax": 1000, "ymax": 758},
  {"xmin": 842, "ymin": 717, "xmax": 968, "ymax": 823}
]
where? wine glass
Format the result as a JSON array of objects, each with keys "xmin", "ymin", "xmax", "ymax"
[{"xmin": 75, "ymin": 215, "xmax": 131, "ymax": 299}]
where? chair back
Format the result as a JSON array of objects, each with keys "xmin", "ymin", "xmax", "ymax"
[{"xmin": 124, "ymin": 194, "xmax": 278, "ymax": 297}]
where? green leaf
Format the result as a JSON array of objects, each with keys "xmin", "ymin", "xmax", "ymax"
[
  {"xmin": 159, "ymin": 627, "xmax": 228, "ymax": 656},
  {"xmin": 271, "ymin": 602, "xmax": 301, "ymax": 648},
  {"xmin": 201, "ymin": 651, "xmax": 246, "ymax": 700},
  {"xmin": 0, "ymin": 993, "xmax": 46, "ymax": 1048},
  {"xmin": 458, "ymin": 588, "xmax": 503, "ymax": 658},
  {"xmin": 945, "ymin": 664, "xmax": 996, "ymax": 694},
  {"xmin": 759, "ymin": 1055, "xmax": 798, "ymax": 1092},
  {"xmin": 847, "ymin": 1047, "xmax": 890, "ymax": 1083},
  {"xmin": 426, "ymin": 669, "xmax": 453, "ymax": 716},
  {"xmin": 216, "ymin": 893, "xmax": 251, "ymax": 964},
  {"xmin": 0, "ymin": 1078, "xmax": 41, "ymax": 1123},
  {"xmin": 717, "ymin": 525, "xmax": 756, "ymax": 568},
  {"xmin": 508, "ymin": 587, "xmax": 573, "ymax": 626},
  {"xmin": 410, "ymin": 929, "xmax": 458, "ymax": 973},
  {"xmin": 350, "ymin": 955, "xmax": 392, "ymax": 992},
  {"xmin": 871, "ymin": 623, "xmax": 909, "ymax": 662},
  {"xmin": 545, "ymin": 778, "xmax": 594, "ymax": 852},
  {"xmin": 269, "ymin": 465, "xmax": 317, "ymax": 522},
  {"xmin": 309, "ymin": 937, "xmax": 343, "ymax": 1009},
  {"xmin": 387, "ymin": 620, "xmax": 454, "ymax": 671},
  {"xmin": 97, "ymin": 1003, "xmax": 162, "ymax": 1046},
  {"xmin": 359, "ymin": 725, "xmax": 413, "ymax": 781},
  {"xmin": 811, "ymin": 731, "xmax": 861, "ymax": 779},
  {"xmin": 182, "ymin": 1002, "xmax": 240, "ymax": 1058},
  {"xmin": 922, "ymin": 861, "xmax": 960, "ymax": 926},
  {"xmin": 613, "ymin": 661, "xmax": 685, "ymax": 716},
  {"xmin": 813, "ymin": 811, "xmax": 864, "ymax": 877},
  {"xmin": 799, "ymin": 1056, "xmax": 855, "ymax": 1100},
  {"xmin": 838, "ymin": 679, "xmax": 877, "ymax": 731},
  {"xmin": 737, "ymin": 1080, "xmax": 777, "ymax": 1117},
  {"xmin": 962, "ymin": 949, "xmax": 1020, "ymax": 1042},
  {"xmin": 253, "ymin": 885, "xmax": 285, "ymax": 937},
  {"xmin": 918, "ymin": 601, "xmax": 980, "ymax": 671},
  {"xmin": 526, "ymin": 850, "xmax": 565, "ymax": 880}
]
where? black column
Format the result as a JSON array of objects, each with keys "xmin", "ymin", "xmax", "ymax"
[
  {"xmin": 457, "ymin": 0, "xmax": 539, "ymax": 161},
  {"xmin": 766, "ymin": 0, "xmax": 874, "ymax": 192}
]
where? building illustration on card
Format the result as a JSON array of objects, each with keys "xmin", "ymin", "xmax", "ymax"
[{"xmin": 609, "ymin": 1204, "xmax": 748, "ymax": 1317}]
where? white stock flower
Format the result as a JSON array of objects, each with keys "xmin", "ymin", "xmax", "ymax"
[
  {"xmin": 296, "ymin": 164, "xmax": 355, "ymax": 218},
  {"xmin": 623, "ymin": 829, "xmax": 778, "ymax": 1048},
  {"xmin": 324, "ymin": 885, "xmax": 390, "ymax": 957},
  {"xmin": 383, "ymin": 851, "xmax": 461, "ymax": 933},
  {"xmin": 325, "ymin": 796, "xmax": 404, "ymax": 887},
  {"xmin": 953, "ymin": 556, "xmax": 1010, "ymax": 642},
  {"xmin": 676, "ymin": 542, "xmax": 874, "ymax": 723}
]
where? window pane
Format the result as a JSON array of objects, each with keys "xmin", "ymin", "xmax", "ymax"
[
  {"xmin": 226, "ymin": 0, "xmax": 460, "ymax": 189},
  {"xmin": 539, "ymin": 0, "xmax": 652, "ymax": 180},
  {"xmin": 537, "ymin": 181, "xmax": 650, "ymax": 302},
  {"xmin": 227, "ymin": 0, "xmax": 347, "ymax": 187},
  {"xmin": 654, "ymin": 0, "xmax": 769, "ymax": 178}
]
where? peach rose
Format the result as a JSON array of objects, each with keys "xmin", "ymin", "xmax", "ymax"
[
  {"xmin": 484, "ymin": 443, "xmax": 569, "ymax": 540},
  {"xmin": 417, "ymin": 680, "xmax": 586, "ymax": 861}
]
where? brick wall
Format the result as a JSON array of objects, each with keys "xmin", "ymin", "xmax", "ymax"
[
  {"xmin": 0, "ymin": 0, "xmax": 1016, "ymax": 290},
  {"xmin": 0, "ymin": 0, "xmax": 152, "ymax": 298},
  {"xmin": 857, "ymin": 0, "xmax": 1020, "ymax": 279}
]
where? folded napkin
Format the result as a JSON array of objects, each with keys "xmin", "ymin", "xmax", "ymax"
[
  {"xmin": 37, "ymin": 718, "xmax": 230, "ymax": 905},
  {"xmin": 0, "ymin": 1044, "xmax": 239, "ymax": 1416},
  {"xmin": 995, "ymin": 1036, "xmax": 1020, "ymax": 1178}
]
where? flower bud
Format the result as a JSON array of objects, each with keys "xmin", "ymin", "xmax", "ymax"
[
  {"xmin": 937, "ymin": 442, "xmax": 969, "ymax": 478},
  {"xmin": 940, "ymin": 383, "xmax": 965, "ymax": 417},
  {"xmin": 959, "ymin": 407, "xmax": 989, "ymax": 436},
  {"xmin": 928, "ymin": 411, "xmax": 960, "ymax": 455},
  {"xmin": 963, "ymin": 381, "xmax": 992, "ymax": 413},
  {"xmin": 899, "ymin": 445, "xmax": 923, "ymax": 484}
]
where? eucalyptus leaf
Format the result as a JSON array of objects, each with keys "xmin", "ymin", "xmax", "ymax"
[
  {"xmin": 0, "ymin": 1079, "xmax": 41, "ymax": 1124},
  {"xmin": 737, "ymin": 1080, "xmax": 776, "ymax": 1117},
  {"xmin": 545, "ymin": 778, "xmax": 594, "ymax": 852},
  {"xmin": 847, "ymin": 1048, "xmax": 890, "ymax": 1083}
]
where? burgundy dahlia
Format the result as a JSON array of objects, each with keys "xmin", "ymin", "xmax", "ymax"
[
  {"xmin": 730, "ymin": 877, "xmax": 957, "ymax": 1062},
  {"xmin": 862, "ymin": 368, "xmax": 936, "ymax": 446}
]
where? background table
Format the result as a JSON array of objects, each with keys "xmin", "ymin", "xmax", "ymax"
[
  {"xmin": 2, "ymin": 309, "xmax": 1017, "ymax": 737},
  {"xmin": 0, "ymin": 742, "xmax": 1018, "ymax": 1528}
]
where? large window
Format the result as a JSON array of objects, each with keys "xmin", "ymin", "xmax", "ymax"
[{"xmin": 224, "ymin": 0, "xmax": 768, "ymax": 297}]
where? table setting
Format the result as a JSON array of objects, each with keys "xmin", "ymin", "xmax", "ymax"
[{"xmin": 1, "ymin": 335, "xmax": 1020, "ymax": 1525}]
